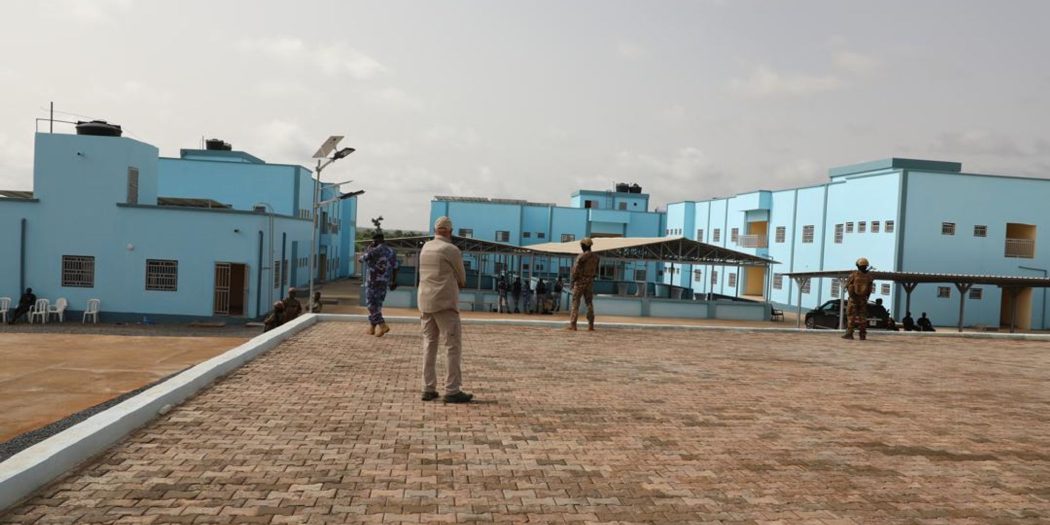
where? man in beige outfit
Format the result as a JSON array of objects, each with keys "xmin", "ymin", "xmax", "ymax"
[{"xmin": 418, "ymin": 216, "xmax": 474, "ymax": 403}]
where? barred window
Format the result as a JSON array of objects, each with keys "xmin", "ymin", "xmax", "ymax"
[
  {"xmin": 696, "ymin": 228, "xmax": 704, "ymax": 241},
  {"xmin": 773, "ymin": 273, "xmax": 783, "ymax": 289},
  {"xmin": 62, "ymin": 255, "xmax": 95, "ymax": 288},
  {"xmin": 937, "ymin": 286, "xmax": 951, "ymax": 298},
  {"xmin": 802, "ymin": 225, "xmax": 815, "ymax": 243},
  {"xmin": 458, "ymin": 228, "xmax": 474, "ymax": 238},
  {"xmin": 881, "ymin": 283, "xmax": 891, "ymax": 295},
  {"xmin": 858, "ymin": 221, "xmax": 867, "ymax": 233},
  {"xmin": 731, "ymin": 228, "xmax": 739, "ymax": 244},
  {"xmin": 885, "ymin": 220, "xmax": 895, "ymax": 233},
  {"xmin": 522, "ymin": 232, "xmax": 531, "ymax": 238},
  {"xmin": 775, "ymin": 226, "xmax": 786, "ymax": 243},
  {"xmin": 871, "ymin": 221, "xmax": 880, "ymax": 233},
  {"xmin": 973, "ymin": 225, "xmax": 987, "ymax": 237},
  {"xmin": 834, "ymin": 224, "xmax": 844, "ymax": 244},
  {"xmin": 830, "ymin": 279, "xmax": 840, "ymax": 297},
  {"xmin": 274, "ymin": 260, "xmax": 282, "ymax": 288},
  {"xmin": 126, "ymin": 167, "xmax": 139, "ymax": 205},
  {"xmin": 560, "ymin": 233, "xmax": 575, "ymax": 242},
  {"xmin": 713, "ymin": 229, "xmax": 721, "ymax": 242},
  {"xmin": 537, "ymin": 232, "xmax": 545, "ymax": 239},
  {"xmin": 941, "ymin": 222, "xmax": 956, "ymax": 236},
  {"xmin": 145, "ymin": 259, "xmax": 178, "ymax": 291},
  {"xmin": 800, "ymin": 279, "xmax": 811, "ymax": 294},
  {"xmin": 634, "ymin": 269, "xmax": 646, "ymax": 281},
  {"xmin": 970, "ymin": 287, "xmax": 983, "ymax": 300},
  {"xmin": 711, "ymin": 270, "xmax": 718, "ymax": 285},
  {"xmin": 845, "ymin": 222, "xmax": 854, "ymax": 233},
  {"xmin": 728, "ymin": 273, "xmax": 737, "ymax": 287},
  {"xmin": 693, "ymin": 269, "xmax": 703, "ymax": 281},
  {"xmin": 495, "ymin": 231, "xmax": 510, "ymax": 242}
]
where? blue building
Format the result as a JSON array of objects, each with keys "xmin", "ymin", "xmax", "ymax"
[
  {"xmin": 665, "ymin": 158, "xmax": 1050, "ymax": 330},
  {"xmin": 429, "ymin": 184, "xmax": 666, "ymax": 281},
  {"xmin": 0, "ymin": 125, "xmax": 357, "ymax": 322}
]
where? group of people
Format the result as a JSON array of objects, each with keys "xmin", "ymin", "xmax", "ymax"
[
  {"xmin": 496, "ymin": 275, "xmax": 564, "ymax": 314},
  {"xmin": 901, "ymin": 311, "xmax": 936, "ymax": 332},
  {"xmin": 262, "ymin": 288, "xmax": 321, "ymax": 332}
]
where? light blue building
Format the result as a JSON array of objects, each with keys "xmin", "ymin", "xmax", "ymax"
[
  {"xmin": 429, "ymin": 184, "xmax": 666, "ymax": 281},
  {"xmin": 666, "ymin": 158, "xmax": 1050, "ymax": 330},
  {"xmin": 0, "ymin": 125, "xmax": 357, "ymax": 322}
]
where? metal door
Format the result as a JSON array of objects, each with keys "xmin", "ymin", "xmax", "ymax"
[{"xmin": 214, "ymin": 263, "xmax": 231, "ymax": 315}]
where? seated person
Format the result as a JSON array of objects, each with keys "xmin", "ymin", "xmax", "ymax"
[
  {"xmin": 263, "ymin": 301, "xmax": 286, "ymax": 332},
  {"xmin": 311, "ymin": 291, "xmax": 323, "ymax": 313},
  {"xmin": 901, "ymin": 311, "xmax": 916, "ymax": 331},
  {"xmin": 8, "ymin": 287, "xmax": 36, "ymax": 325},
  {"xmin": 917, "ymin": 312, "xmax": 936, "ymax": 332}
]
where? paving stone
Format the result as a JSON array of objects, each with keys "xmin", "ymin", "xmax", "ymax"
[{"xmin": 2, "ymin": 324, "xmax": 1049, "ymax": 523}]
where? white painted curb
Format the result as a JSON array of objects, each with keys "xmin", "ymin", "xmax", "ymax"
[{"xmin": 0, "ymin": 314, "xmax": 319, "ymax": 511}]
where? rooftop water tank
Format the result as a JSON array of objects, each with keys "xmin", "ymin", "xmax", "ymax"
[
  {"xmin": 615, "ymin": 182, "xmax": 630, "ymax": 193},
  {"xmin": 629, "ymin": 183, "xmax": 642, "ymax": 193},
  {"xmin": 205, "ymin": 138, "xmax": 232, "ymax": 151},
  {"xmin": 75, "ymin": 120, "xmax": 122, "ymax": 137}
]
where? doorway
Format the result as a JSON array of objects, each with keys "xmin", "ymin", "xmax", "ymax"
[
  {"xmin": 214, "ymin": 263, "xmax": 248, "ymax": 316},
  {"xmin": 1000, "ymin": 287, "xmax": 1033, "ymax": 330}
]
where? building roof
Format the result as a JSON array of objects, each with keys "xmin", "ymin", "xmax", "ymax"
[
  {"xmin": 363, "ymin": 235, "xmax": 538, "ymax": 255},
  {"xmin": 527, "ymin": 236, "xmax": 775, "ymax": 267},
  {"xmin": 828, "ymin": 158, "xmax": 962, "ymax": 178},
  {"xmin": 784, "ymin": 269, "xmax": 1050, "ymax": 288},
  {"xmin": 178, "ymin": 149, "xmax": 266, "ymax": 164},
  {"xmin": 434, "ymin": 196, "xmax": 556, "ymax": 207},
  {"xmin": 0, "ymin": 190, "xmax": 34, "ymax": 199}
]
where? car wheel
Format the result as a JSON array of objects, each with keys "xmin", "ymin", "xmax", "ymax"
[{"xmin": 805, "ymin": 317, "xmax": 816, "ymax": 329}]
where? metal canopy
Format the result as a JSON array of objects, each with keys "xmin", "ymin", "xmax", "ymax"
[
  {"xmin": 359, "ymin": 235, "xmax": 538, "ymax": 256},
  {"xmin": 785, "ymin": 269, "xmax": 1050, "ymax": 333},
  {"xmin": 527, "ymin": 236, "xmax": 776, "ymax": 267}
]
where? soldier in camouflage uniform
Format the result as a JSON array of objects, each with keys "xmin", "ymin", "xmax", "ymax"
[
  {"xmin": 359, "ymin": 232, "xmax": 399, "ymax": 336},
  {"xmin": 567, "ymin": 237, "xmax": 600, "ymax": 331},
  {"xmin": 282, "ymin": 288, "xmax": 303, "ymax": 322},
  {"xmin": 843, "ymin": 257, "xmax": 875, "ymax": 340}
]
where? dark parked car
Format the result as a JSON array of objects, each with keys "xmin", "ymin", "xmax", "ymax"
[{"xmin": 804, "ymin": 299, "xmax": 897, "ymax": 330}]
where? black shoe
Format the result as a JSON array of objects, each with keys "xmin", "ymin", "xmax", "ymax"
[
  {"xmin": 841, "ymin": 333, "xmax": 854, "ymax": 340},
  {"xmin": 443, "ymin": 391, "xmax": 474, "ymax": 403},
  {"xmin": 421, "ymin": 391, "xmax": 439, "ymax": 401}
]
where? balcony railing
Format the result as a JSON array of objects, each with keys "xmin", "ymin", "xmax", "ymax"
[
  {"xmin": 737, "ymin": 234, "xmax": 768, "ymax": 248},
  {"xmin": 1005, "ymin": 238, "xmax": 1035, "ymax": 258}
]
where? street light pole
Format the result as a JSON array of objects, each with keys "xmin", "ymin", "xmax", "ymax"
[{"xmin": 308, "ymin": 136, "xmax": 357, "ymax": 308}]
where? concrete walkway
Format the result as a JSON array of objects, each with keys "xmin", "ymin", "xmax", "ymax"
[{"xmin": 4, "ymin": 323, "xmax": 1050, "ymax": 523}]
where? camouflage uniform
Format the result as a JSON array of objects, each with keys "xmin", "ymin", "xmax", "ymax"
[
  {"xmin": 360, "ymin": 243, "xmax": 398, "ymax": 326},
  {"xmin": 844, "ymin": 269, "xmax": 875, "ymax": 339},
  {"xmin": 282, "ymin": 291, "xmax": 302, "ymax": 322},
  {"xmin": 569, "ymin": 251, "xmax": 600, "ymax": 328}
]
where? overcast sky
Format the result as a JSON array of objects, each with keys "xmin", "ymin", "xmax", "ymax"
[{"xmin": 2, "ymin": 1, "xmax": 1048, "ymax": 229}]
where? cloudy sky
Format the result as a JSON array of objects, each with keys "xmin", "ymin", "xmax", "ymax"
[{"xmin": 2, "ymin": 1, "xmax": 1048, "ymax": 228}]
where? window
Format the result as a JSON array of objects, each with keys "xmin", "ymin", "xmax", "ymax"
[
  {"xmin": 731, "ymin": 228, "xmax": 739, "ymax": 244},
  {"xmin": 522, "ymin": 232, "xmax": 531, "ymax": 238},
  {"xmin": 871, "ymin": 221, "xmax": 880, "ymax": 233},
  {"xmin": 634, "ymin": 269, "xmax": 647, "ymax": 281},
  {"xmin": 696, "ymin": 228, "xmax": 704, "ymax": 241},
  {"xmin": 710, "ymin": 270, "xmax": 718, "ymax": 285},
  {"xmin": 845, "ymin": 222, "xmax": 854, "ymax": 233},
  {"xmin": 881, "ymin": 283, "xmax": 890, "ymax": 295},
  {"xmin": 834, "ymin": 224, "xmax": 844, "ymax": 244},
  {"xmin": 495, "ymin": 231, "xmax": 510, "ymax": 242},
  {"xmin": 458, "ymin": 228, "xmax": 474, "ymax": 238},
  {"xmin": 775, "ymin": 226, "xmax": 786, "ymax": 243},
  {"xmin": 800, "ymin": 280, "xmax": 811, "ymax": 294},
  {"xmin": 274, "ymin": 260, "xmax": 282, "ymax": 288},
  {"xmin": 937, "ymin": 286, "xmax": 951, "ymax": 298},
  {"xmin": 970, "ymin": 287, "xmax": 983, "ymax": 300},
  {"xmin": 713, "ymin": 229, "xmax": 721, "ymax": 242},
  {"xmin": 727, "ymin": 273, "xmax": 737, "ymax": 287},
  {"xmin": 941, "ymin": 222, "xmax": 956, "ymax": 236},
  {"xmin": 618, "ymin": 202, "xmax": 627, "ymax": 210},
  {"xmin": 858, "ymin": 221, "xmax": 866, "ymax": 233},
  {"xmin": 802, "ymin": 225, "xmax": 815, "ymax": 243},
  {"xmin": 560, "ymin": 233, "xmax": 575, "ymax": 242},
  {"xmin": 146, "ymin": 260, "xmax": 178, "ymax": 291},
  {"xmin": 537, "ymin": 232, "xmax": 545, "ymax": 239},
  {"xmin": 773, "ymin": 273, "xmax": 783, "ymax": 289},
  {"xmin": 693, "ymin": 269, "xmax": 702, "ymax": 281},
  {"xmin": 126, "ymin": 167, "xmax": 139, "ymax": 205},
  {"xmin": 522, "ymin": 263, "xmax": 529, "ymax": 270},
  {"xmin": 62, "ymin": 255, "xmax": 95, "ymax": 288},
  {"xmin": 973, "ymin": 225, "xmax": 987, "ymax": 237},
  {"xmin": 666, "ymin": 228, "xmax": 670, "ymax": 235},
  {"xmin": 885, "ymin": 220, "xmax": 895, "ymax": 233},
  {"xmin": 830, "ymin": 279, "xmax": 840, "ymax": 297},
  {"xmin": 584, "ymin": 200, "xmax": 594, "ymax": 209}
]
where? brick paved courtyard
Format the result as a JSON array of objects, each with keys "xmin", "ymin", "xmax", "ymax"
[{"xmin": 4, "ymin": 323, "xmax": 1050, "ymax": 524}]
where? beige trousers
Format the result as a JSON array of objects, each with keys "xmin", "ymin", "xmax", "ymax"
[{"xmin": 421, "ymin": 309, "xmax": 463, "ymax": 395}]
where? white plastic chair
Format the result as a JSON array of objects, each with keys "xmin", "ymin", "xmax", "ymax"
[
  {"xmin": 48, "ymin": 297, "xmax": 68, "ymax": 323},
  {"xmin": 0, "ymin": 297, "xmax": 10, "ymax": 323},
  {"xmin": 82, "ymin": 298, "xmax": 100, "ymax": 324},
  {"xmin": 29, "ymin": 298, "xmax": 49, "ymax": 324}
]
